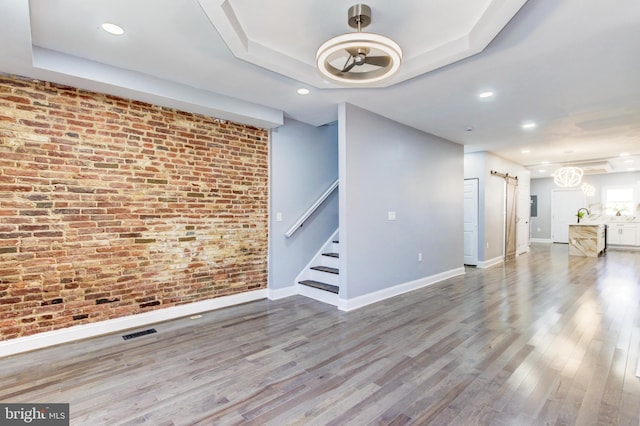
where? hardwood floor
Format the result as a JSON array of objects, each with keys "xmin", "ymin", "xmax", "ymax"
[{"xmin": 1, "ymin": 243, "xmax": 639, "ymax": 425}]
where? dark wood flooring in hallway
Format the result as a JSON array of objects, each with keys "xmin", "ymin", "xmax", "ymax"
[{"xmin": 1, "ymin": 243, "xmax": 639, "ymax": 425}]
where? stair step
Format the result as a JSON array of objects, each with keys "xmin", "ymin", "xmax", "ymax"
[
  {"xmin": 310, "ymin": 266, "xmax": 339, "ymax": 274},
  {"xmin": 299, "ymin": 280, "xmax": 339, "ymax": 294},
  {"xmin": 322, "ymin": 252, "xmax": 339, "ymax": 258}
]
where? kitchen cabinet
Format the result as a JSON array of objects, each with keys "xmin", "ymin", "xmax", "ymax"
[{"xmin": 606, "ymin": 223, "xmax": 637, "ymax": 246}]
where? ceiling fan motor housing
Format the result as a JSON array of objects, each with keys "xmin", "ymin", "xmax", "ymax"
[{"xmin": 348, "ymin": 4, "xmax": 372, "ymax": 30}]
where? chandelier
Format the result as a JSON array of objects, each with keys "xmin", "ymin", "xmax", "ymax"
[
  {"xmin": 553, "ymin": 166, "xmax": 583, "ymax": 187},
  {"xmin": 581, "ymin": 182, "xmax": 595, "ymax": 196}
]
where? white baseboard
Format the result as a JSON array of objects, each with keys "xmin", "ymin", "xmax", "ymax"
[
  {"xmin": 337, "ymin": 267, "xmax": 465, "ymax": 312},
  {"xmin": 268, "ymin": 286, "xmax": 297, "ymax": 300},
  {"xmin": 269, "ymin": 283, "xmax": 340, "ymax": 305},
  {"xmin": 607, "ymin": 245, "xmax": 640, "ymax": 251},
  {"xmin": 478, "ymin": 256, "xmax": 504, "ymax": 269},
  {"xmin": 0, "ymin": 289, "xmax": 268, "ymax": 359},
  {"xmin": 530, "ymin": 238, "xmax": 552, "ymax": 244}
]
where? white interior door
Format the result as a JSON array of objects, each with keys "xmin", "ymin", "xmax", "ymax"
[
  {"xmin": 464, "ymin": 179, "xmax": 479, "ymax": 265},
  {"xmin": 551, "ymin": 189, "xmax": 586, "ymax": 243},
  {"xmin": 517, "ymin": 180, "xmax": 530, "ymax": 254}
]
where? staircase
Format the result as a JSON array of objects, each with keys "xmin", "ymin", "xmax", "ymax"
[{"xmin": 296, "ymin": 231, "xmax": 340, "ymax": 305}]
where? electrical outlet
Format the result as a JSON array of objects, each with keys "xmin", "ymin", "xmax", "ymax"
[
  {"xmin": 276, "ymin": 212, "xmax": 283, "ymax": 222},
  {"xmin": 387, "ymin": 211, "xmax": 397, "ymax": 221}
]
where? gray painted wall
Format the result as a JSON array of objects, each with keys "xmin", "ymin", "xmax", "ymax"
[
  {"xmin": 339, "ymin": 103, "xmax": 464, "ymax": 300},
  {"xmin": 531, "ymin": 171, "xmax": 640, "ymax": 239},
  {"xmin": 464, "ymin": 152, "xmax": 531, "ymax": 261},
  {"xmin": 269, "ymin": 118, "xmax": 338, "ymax": 289},
  {"xmin": 530, "ymin": 178, "xmax": 554, "ymax": 240}
]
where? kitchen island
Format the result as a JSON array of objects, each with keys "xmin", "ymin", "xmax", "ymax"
[{"xmin": 568, "ymin": 224, "xmax": 606, "ymax": 257}]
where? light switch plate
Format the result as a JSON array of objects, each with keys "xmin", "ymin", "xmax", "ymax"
[
  {"xmin": 387, "ymin": 211, "xmax": 396, "ymax": 221},
  {"xmin": 276, "ymin": 212, "xmax": 283, "ymax": 222}
]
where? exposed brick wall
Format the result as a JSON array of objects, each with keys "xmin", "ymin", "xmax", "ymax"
[{"xmin": 0, "ymin": 74, "xmax": 269, "ymax": 341}]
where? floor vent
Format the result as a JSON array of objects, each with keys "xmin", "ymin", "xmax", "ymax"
[{"xmin": 122, "ymin": 328, "xmax": 157, "ymax": 341}]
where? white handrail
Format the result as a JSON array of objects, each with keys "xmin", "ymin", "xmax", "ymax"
[{"xmin": 285, "ymin": 179, "xmax": 338, "ymax": 238}]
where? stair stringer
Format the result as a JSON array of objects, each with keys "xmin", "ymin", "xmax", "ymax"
[{"xmin": 294, "ymin": 229, "xmax": 340, "ymax": 306}]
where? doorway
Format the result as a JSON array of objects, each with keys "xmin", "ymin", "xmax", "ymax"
[
  {"xmin": 504, "ymin": 179, "xmax": 517, "ymax": 261},
  {"xmin": 464, "ymin": 179, "xmax": 479, "ymax": 265},
  {"xmin": 551, "ymin": 189, "xmax": 585, "ymax": 243}
]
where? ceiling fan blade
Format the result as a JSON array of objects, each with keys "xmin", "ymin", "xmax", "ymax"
[
  {"xmin": 364, "ymin": 56, "xmax": 391, "ymax": 67},
  {"xmin": 341, "ymin": 61, "xmax": 357, "ymax": 73},
  {"xmin": 341, "ymin": 54, "xmax": 352, "ymax": 72}
]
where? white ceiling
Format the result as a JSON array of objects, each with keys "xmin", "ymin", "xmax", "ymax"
[
  {"xmin": 198, "ymin": 0, "xmax": 526, "ymax": 87},
  {"xmin": 1, "ymin": 0, "xmax": 640, "ymax": 178}
]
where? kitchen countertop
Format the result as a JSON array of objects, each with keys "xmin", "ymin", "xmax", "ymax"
[{"xmin": 579, "ymin": 215, "xmax": 639, "ymax": 224}]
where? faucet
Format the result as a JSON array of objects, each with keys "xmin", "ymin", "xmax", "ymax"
[{"xmin": 577, "ymin": 208, "xmax": 590, "ymax": 223}]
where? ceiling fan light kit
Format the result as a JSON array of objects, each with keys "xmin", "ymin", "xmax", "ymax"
[{"xmin": 316, "ymin": 4, "xmax": 402, "ymax": 87}]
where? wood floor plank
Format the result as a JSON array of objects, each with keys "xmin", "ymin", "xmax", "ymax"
[
  {"xmin": 1, "ymin": 243, "xmax": 639, "ymax": 425},
  {"xmin": 616, "ymin": 324, "xmax": 640, "ymax": 425}
]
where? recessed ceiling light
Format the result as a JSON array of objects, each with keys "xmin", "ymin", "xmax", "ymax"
[
  {"xmin": 478, "ymin": 91, "xmax": 494, "ymax": 98},
  {"xmin": 541, "ymin": 161, "xmax": 549, "ymax": 164},
  {"xmin": 538, "ymin": 169, "xmax": 546, "ymax": 173},
  {"xmin": 620, "ymin": 152, "xmax": 630, "ymax": 157},
  {"xmin": 624, "ymin": 159, "xmax": 634, "ymax": 164},
  {"xmin": 521, "ymin": 149, "xmax": 530, "ymax": 154},
  {"xmin": 101, "ymin": 22, "xmax": 125, "ymax": 35},
  {"xmin": 629, "ymin": 168, "xmax": 637, "ymax": 172},
  {"xmin": 521, "ymin": 122, "xmax": 537, "ymax": 130},
  {"xmin": 296, "ymin": 88, "xmax": 310, "ymax": 95}
]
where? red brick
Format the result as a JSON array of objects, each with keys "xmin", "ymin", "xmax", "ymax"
[{"xmin": 0, "ymin": 74, "xmax": 268, "ymax": 341}]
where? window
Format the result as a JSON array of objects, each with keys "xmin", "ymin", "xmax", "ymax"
[{"xmin": 603, "ymin": 186, "xmax": 635, "ymax": 216}]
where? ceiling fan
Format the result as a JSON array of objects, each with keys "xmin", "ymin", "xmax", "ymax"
[{"xmin": 316, "ymin": 4, "xmax": 402, "ymax": 86}]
